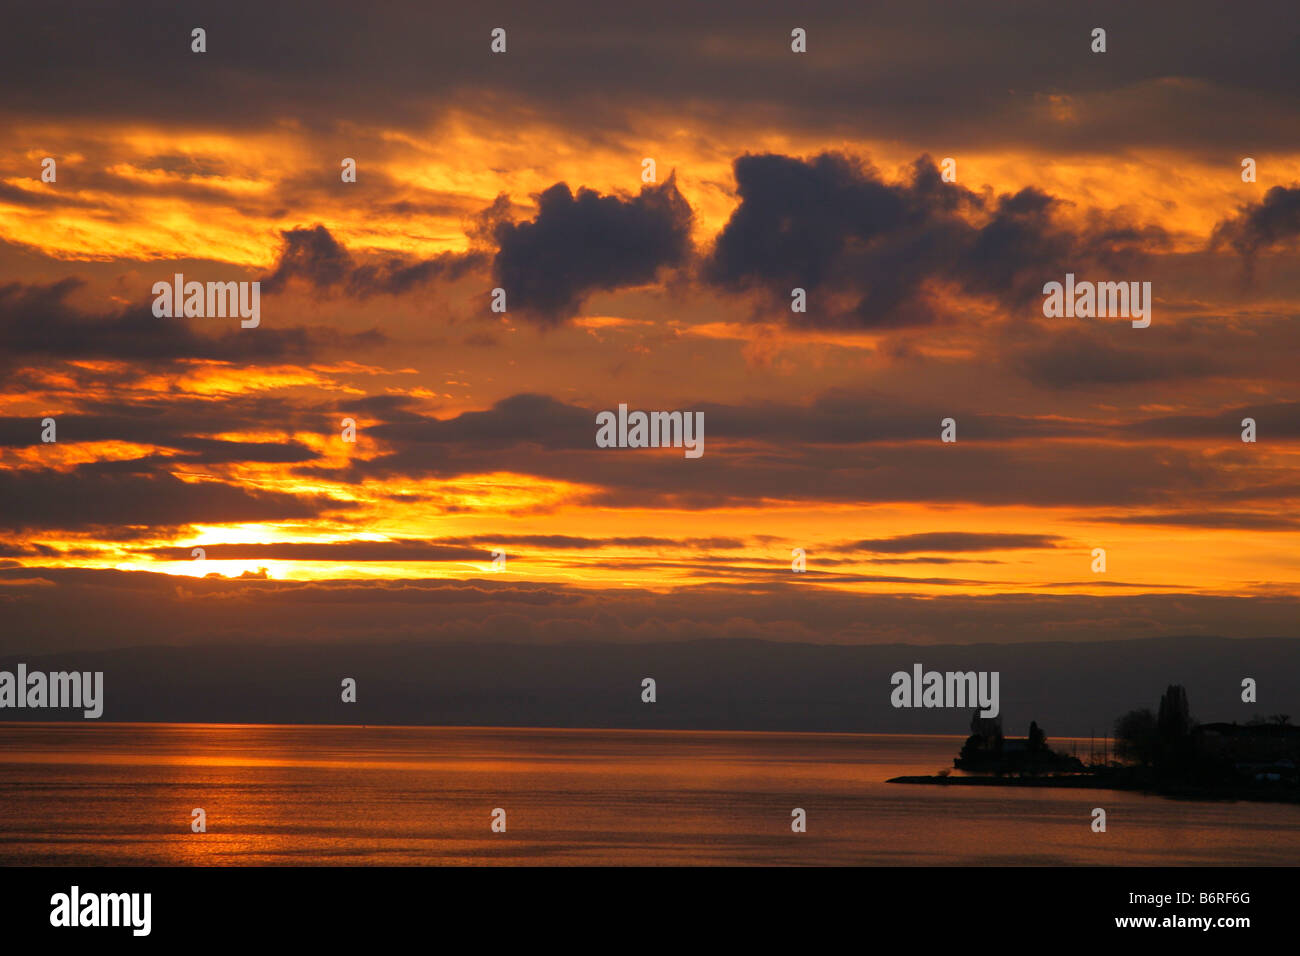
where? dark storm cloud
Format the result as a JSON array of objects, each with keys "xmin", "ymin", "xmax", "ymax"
[
  {"xmin": 0, "ymin": 278, "xmax": 384, "ymax": 369},
  {"xmin": 346, "ymin": 389, "xmax": 1095, "ymax": 475},
  {"xmin": 6, "ymin": 158, "xmax": 278, "ymax": 211},
  {"xmin": 160, "ymin": 437, "xmax": 318, "ymax": 464},
  {"xmin": 1123, "ymin": 401, "xmax": 1300, "ymax": 439},
  {"xmin": 1211, "ymin": 185, "xmax": 1300, "ymax": 256},
  {"xmin": 0, "ymin": 180, "xmax": 109, "ymax": 211},
  {"xmin": 705, "ymin": 153, "xmax": 1163, "ymax": 328},
  {"xmin": 0, "ymin": 465, "xmax": 352, "ymax": 533},
  {"xmin": 706, "ymin": 152, "xmax": 927, "ymax": 294},
  {"xmin": 0, "ymin": 1, "xmax": 1296, "ymax": 152},
  {"xmin": 690, "ymin": 390, "xmax": 1099, "ymax": 443},
  {"xmin": 0, "ymin": 151, "xmax": 486, "ymax": 231},
  {"xmin": 361, "ymin": 393, "xmax": 595, "ymax": 453},
  {"xmin": 2, "ymin": 567, "xmax": 1299, "ymax": 659},
  {"xmin": 1010, "ymin": 329, "xmax": 1231, "ymax": 388},
  {"xmin": 833, "ymin": 533, "xmax": 1065, "ymax": 554},
  {"xmin": 0, "ymin": 542, "xmax": 63, "ymax": 557},
  {"xmin": 561, "ymin": 440, "xmax": 1276, "ymax": 511},
  {"xmin": 343, "ymin": 394, "xmax": 432, "ymax": 423},
  {"xmin": 148, "ymin": 183, "xmax": 692, "ymax": 326},
  {"xmin": 261, "ymin": 226, "xmax": 351, "ymax": 290},
  {"xmin": 0, "ymin": 421, "xmax": 318, "ymax": 466},
  {"xmin": 308, "ymin": 391, "xmax": 1248, "ymax": 512},
  {"xmin": 0, "ymin": 391, "xmax": 338, "ymax": 464},
  {"xmin": 260, "ymin": 225, "xmax": 486, "ymax": 297},
  {"xmin": 488, "ymin": 179, "xmax": 693, "ymax": 325},
  {"xmin": 1091, "ymin": 511, "xmax": 1300, "ymax": 531}
]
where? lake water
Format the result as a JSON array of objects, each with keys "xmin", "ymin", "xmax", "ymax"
[{"xmin": 0, "ymin": 723, "xmax": 1296, "ymax": 865}]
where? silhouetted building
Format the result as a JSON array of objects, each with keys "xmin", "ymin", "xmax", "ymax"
[{"xmin": 1195, "ymin": 722, "xmax": 1300, "ymax": 783}]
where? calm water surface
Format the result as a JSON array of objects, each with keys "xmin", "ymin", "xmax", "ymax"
[{"xmin": 0, "ymin": 723, "xmax": 1296, "ymax": 865}]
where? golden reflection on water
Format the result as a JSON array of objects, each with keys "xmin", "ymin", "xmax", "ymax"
[{"xmin": 0, "ymin": 723, "xmax": 1297, "ymax": 865}]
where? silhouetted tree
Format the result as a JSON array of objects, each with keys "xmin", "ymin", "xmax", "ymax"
[
  {"xmin": 1114, "ymin": 708, "xmax": 1158, "ymax": 766},
  {"xmin": 1157, "ymin": 685, "xmax": 1191, "ymax": 739},
  {"xmin": 1156, "ymin": 685, "xmax": 1195, "ymax": 772},
  {"xmin": 1028, "ymin": 721, "xmax": 1047, "ymax": 753}
]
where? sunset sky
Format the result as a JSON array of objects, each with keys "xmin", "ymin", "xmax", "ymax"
[{"xmin": 2, "ymin": 0, "xmax": 1299, "ymax": 655}]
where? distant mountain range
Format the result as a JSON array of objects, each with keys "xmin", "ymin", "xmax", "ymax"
[{"xmin": 1, "ymin": 634, "xmax": 1294, "ymax": 734}]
